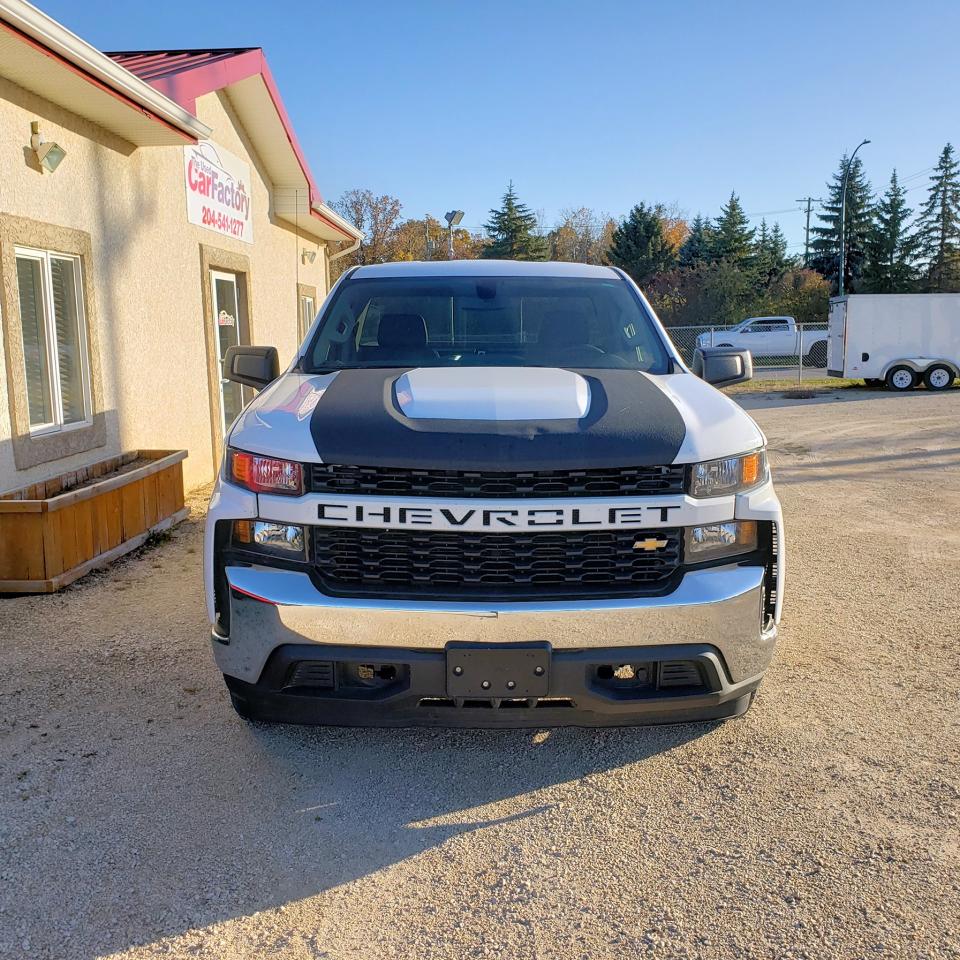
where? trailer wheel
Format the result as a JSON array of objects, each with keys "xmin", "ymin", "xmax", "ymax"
[
  {"xmin": 923, "ymin": 364, "xmax": 955, "ymax": 391},
  {"xmin": 886, "ymin": 365, "xmax": 916, "ymax": 391}
]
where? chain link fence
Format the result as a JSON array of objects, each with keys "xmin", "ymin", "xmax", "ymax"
[{"xmin": 663, "ymin": 323, "xmax": 830, "ymax": 381}]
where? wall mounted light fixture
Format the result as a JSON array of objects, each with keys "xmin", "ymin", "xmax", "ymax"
[
  {"xmin": 30, "ymin": 121, "xmax": 66, "ymax": 174},
  {"xmin": 301, "ymin": 248, "xmax": 317, "ymax": 265}
]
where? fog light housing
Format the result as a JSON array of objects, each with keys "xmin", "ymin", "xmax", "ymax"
[
  {"xmin": 233, "ymin": 520, "xmax": 306, "ymax": 558},
  {"xmin": 686, "ymin": 520, "xmax": 757, "ymax": 561}
]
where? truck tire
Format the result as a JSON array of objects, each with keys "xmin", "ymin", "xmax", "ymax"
[
  {"xmin": 886, "ymin": 365, "xmax": 916, "ymax": 391},
  {"xmin": 923, "ymin": 364, "xmax": 955, "ymax": 391},
  {"xmin": 805, "ymin": 341, "xmax": 827, "ymax": 367}
]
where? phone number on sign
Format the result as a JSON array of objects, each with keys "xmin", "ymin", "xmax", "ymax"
[{"xmin": 201, "ymin": 206, "xmax": 247, "ymax": 237}]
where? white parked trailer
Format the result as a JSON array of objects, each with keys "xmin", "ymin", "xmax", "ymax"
[{"xmin": 827, "ymin": 294, "xmax": 960, "ymax": 391}]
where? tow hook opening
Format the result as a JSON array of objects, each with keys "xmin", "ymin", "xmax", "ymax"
[
  {"xmin": 595, "ymin": 663, "xmax": 653, "ymax": 689},
  {"xmin": 282, "ymin": 660, "xmax": 406, "ymax": 696},
  {"xmin": 592, "ymin": 660, "xmax": 708, "ymax": 697},
  {"xmin": 355, "ymin": 663, "xmax": 397, "ymax": 684}
]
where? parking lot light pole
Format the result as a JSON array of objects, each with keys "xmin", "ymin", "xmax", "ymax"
[
  {"xmin": 838, "ymin": 139, "xmax": 870, "ymax": 298},
  {"xmin": 444, "ymin": 210, "xmax": 464, "ymax": 259}
]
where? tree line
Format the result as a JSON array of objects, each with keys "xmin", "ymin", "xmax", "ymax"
[
  {"xmin": 810, "ymin": 144, "xmax": 960, "ymax": 295},
  {"xmin": 330, "ymin": 143, "xmax": 960, "ymax": 327}
]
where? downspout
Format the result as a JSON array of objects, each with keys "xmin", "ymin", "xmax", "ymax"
[{"xmin": 327, "ymin": 234, "xmax": 362, "ymax": 264}]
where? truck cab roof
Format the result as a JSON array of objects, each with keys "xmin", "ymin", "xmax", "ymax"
[{"xmin": 349, "ymin": 260, "xmax": 623, "ymax": 280}]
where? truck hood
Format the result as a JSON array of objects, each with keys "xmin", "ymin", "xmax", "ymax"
[{"xmin": 228, "ymin": 366, "xmax": 764, "ymax": 469}]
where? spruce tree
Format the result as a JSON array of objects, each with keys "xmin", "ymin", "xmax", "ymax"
[
  {"xmin": 606, "ymin": 203, "xmax": 677, "ymax": 285},
  {"xmin": 809, "ymin": 155, "xmax": 874, "ymax": 293},
  {"xmin": 769, "ymin": 223, "xmax": 789, "ymax": 269},
  {"xmin": 753, "ymin": 219, "xmax": 789, "ymax": 286},
  {"xmin": 482, "ymin": 182, "xmax": 548, "ymax": 261},
  {"xmin": 710, "ymin": 192, "xmax": 755, "ymax": 263},
  {"xmin": 863, "ymin": 170, "xmax": 916, "ymax": 293},
  {"xmin": 914, "ymin": 144, "xmax": 960, "ymax": 291},
  {"xmin": 679, "ymin": 215, "xmax": 715, "ymax": 267}
]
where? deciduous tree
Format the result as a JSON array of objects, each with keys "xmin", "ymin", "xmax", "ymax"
[{"xmin": 331, "ymin": 189, "xmax": 403, "ymax": 266}]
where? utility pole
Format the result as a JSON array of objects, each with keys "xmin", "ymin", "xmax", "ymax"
[{"xmin": 795, "ymin": 197, "xmax": 823, "ymax": 267}]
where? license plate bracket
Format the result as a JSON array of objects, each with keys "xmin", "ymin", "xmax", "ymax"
[{"xmin": 446, "ymin": 643, "xmax": 550, "ymax": 698}]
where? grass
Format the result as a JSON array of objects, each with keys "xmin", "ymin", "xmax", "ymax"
[{"xmin": 724, "ymin": 377, "xmax": 862, "ymax": 394}]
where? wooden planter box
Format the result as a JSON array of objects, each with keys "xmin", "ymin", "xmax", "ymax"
[{"xmin": 0, "ymin": 450, "xmax": 188, "ymax": 593}]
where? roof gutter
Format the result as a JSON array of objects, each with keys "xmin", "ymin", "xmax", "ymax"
[
  {"xmin": 314, "ymin": 201, "xmax": 364, "ymax": 255},
  {"xmin": 0, "ymin": 0, "xmax": 211, "ymax": 140}
]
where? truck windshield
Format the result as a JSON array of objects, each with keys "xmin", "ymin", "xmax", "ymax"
[{"xmin": 304, "ymin": 276, "xmax": 671, "ymax": 373}]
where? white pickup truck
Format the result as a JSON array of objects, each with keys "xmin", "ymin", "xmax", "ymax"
[
  {"xmin": 205, "ymin": 261, "xmax": 784, "ymax": 728},
  {"xmin": 698, "ymin": 316, "xmax": 827, "ymax": 366}
]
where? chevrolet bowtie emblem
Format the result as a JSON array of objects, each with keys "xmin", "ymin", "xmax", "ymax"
[{"xmin": 633, "ymin": 537, "xmax": 668, "ymax": 552}]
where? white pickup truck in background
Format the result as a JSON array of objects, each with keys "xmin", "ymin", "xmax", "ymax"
[{"xmin": 697, "ymin": 316, "xmax": 828, "ymax": 366}]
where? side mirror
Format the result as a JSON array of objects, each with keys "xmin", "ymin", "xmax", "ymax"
[
  {"xmin": 693, "ymin": 346, "xmax": 753, "ymax": 388},
  {"xmin": 223, "ymin": 345, "xmax": 279, "ymax": 390}
]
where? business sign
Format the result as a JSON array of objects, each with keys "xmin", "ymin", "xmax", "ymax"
[{"xmin": 184, "ymin": 141, "xmax": 253, "ymax": 243}]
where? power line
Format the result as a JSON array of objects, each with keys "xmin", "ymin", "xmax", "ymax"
[
  {"xmin": 746, "ymin": 207, "xmax": 805, "ymax": 216},
  {"xmin": 899, "ymin": 166, "xmax": 935, "ymax": 183}
]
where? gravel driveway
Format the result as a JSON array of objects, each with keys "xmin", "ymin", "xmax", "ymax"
[{"xmin": 3, "ymin": 388, "xmax": 959, "ymax": 960}]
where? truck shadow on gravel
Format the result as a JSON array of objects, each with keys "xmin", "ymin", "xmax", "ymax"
[
  {"xmin": 9, "ymin": 701, "xmax": 714, "ymax": 958},
  {"xmin": 4, "ymin": 498, "xmax": 718, "ymax": 959}
]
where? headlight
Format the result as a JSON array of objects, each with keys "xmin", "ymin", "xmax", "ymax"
[
  {"xmin": 227, "ymin": 448, "xmax": 304, "ymax": 496},
  {"xmin": 233, "ymin": 520, "xmax": 306, "ymax": 558},
  {"xmin": 689, "ymin": 450, "xmax": 767, "ymax": 498},
  {"xmin": 685, "ymin": 520, "xmax": 757, "ymax": 561}
]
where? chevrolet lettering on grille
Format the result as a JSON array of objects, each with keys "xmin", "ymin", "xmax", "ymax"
[{"xmin": 315, "ymin": 501, "xmax": 683, "ymax": 530}]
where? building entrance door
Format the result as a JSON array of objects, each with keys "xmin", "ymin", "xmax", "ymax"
[{"xmin": 210, "ymin": 270, "xmax": 246, "ymax": 435}]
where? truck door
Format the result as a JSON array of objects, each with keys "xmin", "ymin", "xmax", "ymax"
[
  {"xmin": 828, "ymin": 299, "xmax": 846, "ymax": 374},
  {"xmin": 767, "ymin": 319, "xmax": 795, "ymax": 356}
]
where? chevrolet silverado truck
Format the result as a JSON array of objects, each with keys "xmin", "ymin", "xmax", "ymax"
[
  {"xmin": 697, "ymin": 316, "xmax": 827, "ymax": 366},
  {"xmin": 204, "ymin": 261, "xmax": 784, "ymax": 727}
]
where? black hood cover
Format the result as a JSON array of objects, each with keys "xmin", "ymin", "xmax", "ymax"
[{"xmin": 309, "ymin": 368, "xmax": 686, "ymax": 471}]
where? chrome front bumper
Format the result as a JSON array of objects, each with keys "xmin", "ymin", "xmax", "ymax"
[{"xmin": 214, "ymin": 563, "xmax": 775, "ymax": 687}]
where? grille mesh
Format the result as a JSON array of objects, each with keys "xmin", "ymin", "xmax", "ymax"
[
  {"xmin": 312, "ymin": 526, "xmax": 683, "ymax": 600},
  {"xmin": 309, "ymin": 463, "xmax": 686, "ymax": 499}
]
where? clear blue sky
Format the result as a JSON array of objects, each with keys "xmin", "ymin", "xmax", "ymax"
[{"xmin": 40, "ymin": 0, "xmax": 960, "ymax": 253}]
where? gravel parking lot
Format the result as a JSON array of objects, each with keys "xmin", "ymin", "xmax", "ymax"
[{"xmin": 2, "ymin": 388, "xmax": 959, "ymax": 960}]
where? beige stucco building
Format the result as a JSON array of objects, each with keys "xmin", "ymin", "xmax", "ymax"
[{"xmin": 0, "ymin": 1, "xmax": 361, "ymax": 493}]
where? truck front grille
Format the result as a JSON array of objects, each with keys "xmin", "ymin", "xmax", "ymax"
[
  {"xmin": 309, "ymin": 463, "xmax": 686, "ymax": 498},
  {"xmin": 311, "ymin": 526, "xmax": 683, "ymax": 600}
]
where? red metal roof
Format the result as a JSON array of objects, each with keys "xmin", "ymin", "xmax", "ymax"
[
  {"xmin": 103, "ymin": 48, "xmax": 355, "ymax": 241},
  {"xmin": 107, "ymin": 49, "xmax": 257, "ymax": 85}
]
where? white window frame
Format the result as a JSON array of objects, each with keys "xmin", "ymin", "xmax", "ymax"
[
  {"xmin": 14, "ymin": 246, "xmax": 92, "ymax": 437},
  {"xmin": 299, "ymin": 293, "xmax": 316, "ymax": 342}
]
